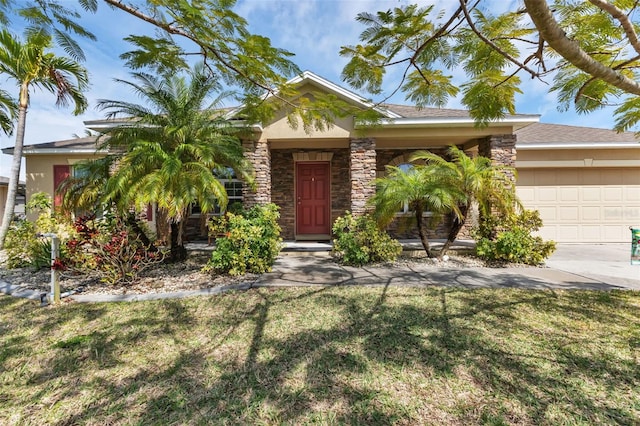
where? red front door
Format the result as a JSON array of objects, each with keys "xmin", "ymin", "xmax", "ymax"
[
  {"xmin": 296, "ymin": 162, "xmax": 330, "ymax": 236},
  {"xmin": 53, "ymin": 165, "xmax": 70, "ymax": 208}
]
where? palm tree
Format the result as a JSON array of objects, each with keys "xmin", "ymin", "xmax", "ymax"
[
  {"xmin": 411, "ymin": 146, "xmax": 519, "ymax": 258},
  {"xmin": 372, "ymin": 163, "xmax": 462, "ymax": 258},
  {"xmin": 83, "ymin": 65, "xmax": 252, "ymax": 260},
  {"xmin": 0, "ymin": 29, "xmax": 88, "ymax": 249}
]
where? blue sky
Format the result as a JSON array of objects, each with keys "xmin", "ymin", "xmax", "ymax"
[{"xmin": 0, "ymin": 0, "xmax": 621, "ymax": 178}]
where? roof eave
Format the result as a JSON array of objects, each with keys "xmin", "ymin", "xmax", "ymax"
[
  {"xmin": 3, "ymin": 148, "xmax": 107, "ymax": 155},
  {"xmin": 357, "ymin": 115, "xmax": 540, "ymax": 129},
  {"xmin": 517, "ymin": 142, "xmax": 640, "ymax": 150}
]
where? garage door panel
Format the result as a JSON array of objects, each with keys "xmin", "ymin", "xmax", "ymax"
[
  {"xmin": 625, "ymin": 187, "xmax": 640, "ymax": 201},
  {"xmin": 581, "ymin": 187, "xmax": 601, "ymax": 201},
  {"xmin": 603, "ymin": 207, "xmax": 623, "ymax": 220},
  {"xmin": 558, "ymin": 206, "xmax": 579, "ymax": 221},
  {"xmin": 581, "ymin": 206, "xmax": 600, "ymax": 221},
  {"xmin": 624, "ymin": 207, "xmax": 640, "ymax": 220},
  {"xmin": 560, "ymin": 187, "xmax": 579, "ymax": 201},
  {"xmin": 518, "ymin": 168, "xmax": 640, "ymax": 242},
  {"xmin": 538, "ymin": 187, "xmax": 557, "ymax": 201},
  {"xmin": 603, "ymin": 187, "xmax": 623, "ymax": 201},
  {"xmin": 556, "ymin": 226, "xmax": 579, "ymax": 241},
  {"xmin": 517, "ymin": 187, "xmax": 535, "ymax": 202},
  {"xmin": 603, "ymin": 226, "xmax": 625, "ymax": 241},
  {"xmin": 581, "ymin": 226, "xmax": 601, "ymax": 241},
  {"xmin": 536, "ymin": 206, "xmax": 557, "ymax": 221}
]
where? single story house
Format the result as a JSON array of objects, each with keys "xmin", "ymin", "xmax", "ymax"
[{"xmin": 4, "ymin": 71, "xmax": 640, "ymax": 242}]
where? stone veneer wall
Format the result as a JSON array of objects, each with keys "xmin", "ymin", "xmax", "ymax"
[
  {"xmin": 349, "ymin": 138, "xmax": 377, "ymax": 216},
  {"xmin": 476, "ymin": 134, "xmax": 518, "ymax": 235},
  {"xmin": 478, "ymin": 134, "xmax": 516, "ymax": 170},
  {"xmin": 242, "ymin": 140, "xmax": 271, "ymax": 206},
  {"xmin": 271, "ymin": 149, "xmax": 350, "ymax": 240}
]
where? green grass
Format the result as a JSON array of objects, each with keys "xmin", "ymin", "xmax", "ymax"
[{"xmin": 1, "ymin": 287, "xmax": 639, "ymax": 425}]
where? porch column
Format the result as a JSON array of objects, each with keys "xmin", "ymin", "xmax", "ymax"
[
  {"xmin": 349, "ymin": 138, "xmax": 377, "ymax": 216},
  {"xmin": 479, "ymin": 134, "xmax": 517, "ymax": 182},
  {"xmin": 242, "ymin": 139, "xmax": 271, "ymax": 207}
]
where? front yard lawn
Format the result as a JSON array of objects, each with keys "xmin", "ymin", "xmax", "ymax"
[{"xmin": 1, "ymin": 287, "xmax": 638, "ymax": 425}]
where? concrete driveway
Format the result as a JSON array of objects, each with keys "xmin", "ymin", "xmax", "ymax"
[{"xmin": 544, "ymin": 243, "xmax": 640, "ymax": 290}]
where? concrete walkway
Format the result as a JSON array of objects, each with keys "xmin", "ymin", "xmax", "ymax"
[
  {"xmin": 2, "ymin": 242, "xmax": 639, "ymax": 304},
  {"xmin": 256, "ymin": 251, "xmax": 639, "ymax": 292}
]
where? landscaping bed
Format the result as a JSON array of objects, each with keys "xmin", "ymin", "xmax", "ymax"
[{"xmin": 0, "ymin": 252, "xmax": 258, "ymax": 296}]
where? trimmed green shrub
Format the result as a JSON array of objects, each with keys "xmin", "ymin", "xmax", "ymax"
[
  {"xmin": 332, "ymin": 211, "xmax": 402, "ymax": 266},
  {"xmin": 4, "ymin": 193, "xmax": 74, "ymax": 269},
  {"xmin": 474, "ymin": 209, "xmax": 556, "ymax": 265},
  {"xmin": 205, "ymin": 203, "xmax": 283, "ymax": 275}
]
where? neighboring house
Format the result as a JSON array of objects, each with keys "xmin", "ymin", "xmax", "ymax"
[
  {"xmin": 3, "ymin": 136, "xmax": 107, "ymax": 215},
  {"xmin": 3, "ymin": 71, "xmax": 639, "ymax": 242},
  {"xmin": 0, "ymin": 176, "xmax": 26, "ymax": 225}
]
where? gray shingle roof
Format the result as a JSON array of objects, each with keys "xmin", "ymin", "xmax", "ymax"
[
  {"xmin": 26, "ymin": 136, "xmax": 101, "ymax": 150},
  {"xmin": 382, "ymin": 103, "xmax": 537, "ymax": 119},
  {"xmin": 382, "ymin": 104, "xmax": 473, "ymax": 118},
  {"xmin": 515, "ymin": 122, "xmax": 639, "ymax": 145},
  {"xmin": 2, "ymin": 136, "xmax": 102, "ymax": 154}
]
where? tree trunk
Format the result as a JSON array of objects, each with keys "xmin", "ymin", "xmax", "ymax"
[
  {"xmin": 439, "ymin": 204, "xmax": 470, "ymax": 259},
  {"xmin": 415, "ymin": 208, "xmax": 434, "ymax": 258},
  {"xmin": 125, "ymin": 212, "xmax": 154, "ymax": 250},
  {"xmin": 0, "ymin": 84, "xmax": 28, "ymax": 250},
  {"xmin": 169, "ymin": 221, "xmax": 187, "ymax": 261}
]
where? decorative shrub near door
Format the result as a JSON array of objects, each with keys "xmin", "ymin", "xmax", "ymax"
[
  {"xmin": 205, "ymin": 203, "xmax": 283, "ymax": 275},
  {"xmin": 332, "ymin": 212, "xmax": 402, "ymax": 266}
]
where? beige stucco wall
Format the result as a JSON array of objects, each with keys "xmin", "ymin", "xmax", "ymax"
[
  {"xmin": 25, "ymin": 154, "xmax": 102, "ymax": 220},
  {"xmin": 516, "ymin": 147, "xmax": 640, "ymax": 168}
]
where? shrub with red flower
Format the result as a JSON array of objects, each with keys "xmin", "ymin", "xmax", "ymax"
[{"xmin": 65, "ymin": 214, "xmax": 164, "ymax": 285}]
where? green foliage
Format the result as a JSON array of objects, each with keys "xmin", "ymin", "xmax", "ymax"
[
  {"xmin": 26, "ymin": 191, "xmax": 51, "ymax": 212},
  {"xmin": 3, "ymin": 192, "xmax": 74, "ymax": 269},
  {"xmin": 371, "ymin": 146, "xmax": 518, "ymax": 258},
  {"xmin": 65, "ymin": 64, "xmax": 253, "ymax": 256},
  {"xmin": 340, "ymin": 2, "xmax": 640, "ymax": 130},
  {"xmin": 65, "ymin": 214, "xmax": 164, "ymax": 285},
  {"xmin": 0, "ymin": 27, "xmax": 89, "ymax": 248},
  {"xmin": 475, "ymin": 210, "xmax": 556, "ymax": 265},
  {"xmin": 0, "ymin": 87, "xmax": 15, "ymax": 135},
  {"xmin": 332, "ymin": 212, "xmax": 402, "ymax": 266},
  {"xmin": 205, "ymin": 203, "xmax": 282, "ymax": 276}
]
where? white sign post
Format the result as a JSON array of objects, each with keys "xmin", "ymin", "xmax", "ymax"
[{"xmin": 41, "ymin": 233, "xmax": 60, "ymax": 305}]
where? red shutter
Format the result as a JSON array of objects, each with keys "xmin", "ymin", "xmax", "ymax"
[
  {"xmin": 145, "ymin": 204, "xmax": 153, "ymax": 221},
  {"xmin": 53, "ymin": 165, "xmax": 70, "ymax": 208}
]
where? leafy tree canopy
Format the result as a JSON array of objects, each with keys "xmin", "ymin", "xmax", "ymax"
[
  {"xmin": 5, "ymin": 0, "xmax": 640, "ymax": 130},
  {"xmin": 340, "ymin": 0, "xmax": 640, "ymax": 130},
  {"xmin": 3, "ymin": 0, "xmax": 377, "ymax": 131}
]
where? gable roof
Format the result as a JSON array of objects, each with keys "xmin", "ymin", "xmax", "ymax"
[
  {"xmin": 515, "ymin": 123, "xmax": 640, "ymax": 149},
  {"xmin": 224, "ymin": 70, "xmax": 401, "ymax": 120}
]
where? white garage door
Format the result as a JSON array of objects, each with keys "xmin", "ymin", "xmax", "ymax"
[{"xmin": 517, "ymin": 168, "xmax": 640, "ymax": 242}]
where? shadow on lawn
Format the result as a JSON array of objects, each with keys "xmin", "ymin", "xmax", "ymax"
[{"xmin": 2, "ymin": 287, "xmax": 639, "ymax": 424}]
